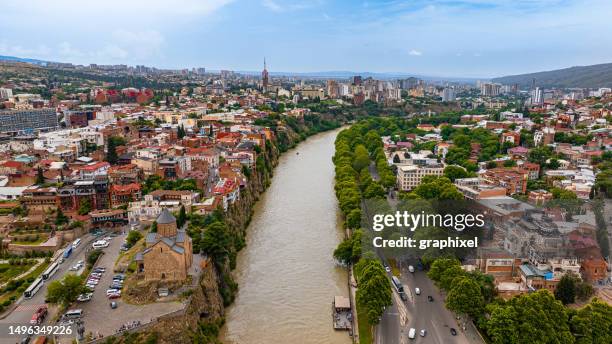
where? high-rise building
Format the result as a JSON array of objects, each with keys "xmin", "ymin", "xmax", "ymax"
[
  {"xmin": 530, "ymin": 87, "xmax": 543, "ymax": 105},
  {"xmin": 441, "ymin": 87, "xmax": 456, "ymax": 101},
  {"xmin": 262, "ymin": 58, "xmax": 269, "ymax": 92},
  {"xmin": 480, "ymin": 83, "xmax": 501, "ymax": 97},
  {"xmin": 0, "ymin": 109, "xmax": 59, "ymax": 135}
]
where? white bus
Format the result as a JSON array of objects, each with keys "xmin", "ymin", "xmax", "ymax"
[
  {"xmin": 72, "ymin": 238, "xmax": 82, "ymax": 249},
  {"xmin": 24, "ymin": 277, "xmax": 44, "ymax": 299},
  {"xmin": 42, "ymin": 262, "xmax": 59, "ymax": 280},
  {"xmin": 391, "ymin": 276, "xmax": 404, "ymax": 293}
]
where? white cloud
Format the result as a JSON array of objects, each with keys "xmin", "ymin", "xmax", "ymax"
[
  {"xmin": 0, "ymin": 42, "xmax": 51, "ymax": 58},
  {"xmin": 263, "ymin": 0, "xmax": 283, "ymax": 12},
  {"xmin": 261, "ymin": 0, "xmax": 321, "ymax": 13},
  {"xmin": 409, "ymin": 49, "xmax": 422, "ymax": 56},
  {"xmin": 3, "ymin": 0, "xmax": 234, "ymax": 17}
]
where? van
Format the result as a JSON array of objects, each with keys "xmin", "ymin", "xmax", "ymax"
[
  {"xmin": 92, "ymin": 240, "xmax": 109, "ymax": 249},
  {"xmin": 408, "ymin": 328, "xmax": 416, "ymax": 339},
  {"xmin": 63, "ymin": 309, "xmax": 83, "ymax": 319}
]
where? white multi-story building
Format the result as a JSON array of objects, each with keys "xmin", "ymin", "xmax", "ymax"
[
  {"xmin": 397, "ymin": 163, "xmax": 445, "ymax": 191},
  {"xmin": 0, "ymin": 88, "xmax": 13, "ymax": 100},
  {"xmin": 441, "ymin": 87, "xmax": 455, "ymax": 102}
]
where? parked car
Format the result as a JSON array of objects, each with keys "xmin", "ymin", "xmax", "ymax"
[
  {"xmin": 108, "ymin": 293, "xmax": 121, "ymax": 299},
  {"xmin": 110, "ymin": 301, "xmax": 117, "ymax": 309},
  {"xmin": 450, "ymin": 328, "xmax": 457, "ymax": 336},
  {"xmin": 408, "ymin": 265, "xmax": 415, "ymax": 273},
  {"xmin": 408, "ymin": 328, "xmax": 416, "ymax": 339},
  {"xmin": 415, "ymin": 288, "xmax": 421, "ymax": 295},
  {"xmin": 77, "ymin": 293, "xmax": 93, "ymax": 302},
  {"xmin": 427, "ymin": 295, "xmax": 434, "ymax": 302},
  {"xmin": 420, "ymin": 329, "xmax": 427, "ymax": 337}
]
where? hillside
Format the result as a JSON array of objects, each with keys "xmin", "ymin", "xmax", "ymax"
[{"xmin": 492, "ymin": 63, "xmax": 612, "ymax": 88}]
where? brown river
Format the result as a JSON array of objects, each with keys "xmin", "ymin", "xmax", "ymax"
[{"xmin": 220, "ymin": 129, "xmax": 351, "ymax": 344}]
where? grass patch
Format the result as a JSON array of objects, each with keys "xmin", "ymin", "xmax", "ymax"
[
  {"xmin": 11, "ymin": 237, "xmax": 47, "ymax": 246},
  {"xmin": 357, "ymin": 303, "xmax": 373, "ymax": 344},
  {"xmin": 0, "ymin": 263, "xmax": 35, "ymax": 284},
  {"xmin": 0, "ymin": 260, "xmax": 49, "ymax": 309},
  {"xmin": 115, "ymin": 236, "xmax": 145, "ymax": 271}
]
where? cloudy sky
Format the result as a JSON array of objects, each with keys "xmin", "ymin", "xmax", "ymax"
[{"xmin": 1, "ymin": 0, "xmax": 611, "ymax": 78}]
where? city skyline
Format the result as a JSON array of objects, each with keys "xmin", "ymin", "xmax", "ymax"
[{"xmin": 1, "ymin": 0, "xmax": 612, "ymax": 78}]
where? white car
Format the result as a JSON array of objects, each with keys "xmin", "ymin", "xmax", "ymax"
[
  {"xmin": 415, "ymin": 287, "xmax": 421, "ymax": 295},
  {"xmin": 77, "ymin": 293, "xmax": 93, "ymax": 302},
  {"xmin": 408, "ymin": 265, "xmax": 415, "ymax": 273},
  {"xmin": 408, "ymin": 328, "xmax": 416, "ymax": 339}
]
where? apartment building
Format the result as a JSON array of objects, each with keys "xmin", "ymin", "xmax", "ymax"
[
  {"xmin": 0, "ymin": 109, "xmax": 58, "ymax": 135},
  {"xmin": 397, "ymin": 163, "xmax": 444, "ymax": 191}
]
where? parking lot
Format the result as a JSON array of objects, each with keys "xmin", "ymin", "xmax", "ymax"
[
  {"xmin": 0, "ymin": 235, "xmax": 94, "ymax": 344},
  {"xmin": 77, "ymin": 231, "xmax": 185, "ymax": 337}
]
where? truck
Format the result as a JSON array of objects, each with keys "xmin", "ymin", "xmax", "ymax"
[{"xmin": 30, "ymin": 306, "xmax": 47, "ymax": 325}]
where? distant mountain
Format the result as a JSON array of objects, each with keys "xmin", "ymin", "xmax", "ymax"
[
  {"xmin": 492, "ymin": 63, "xmax": 612, "ymax": 88},
  {"xmin": 0, "ymin": 55, "xmax": 48, "ymax": 66},
  {"xmin": 236, "ymin": 70, "xmax": 480, "ymax": 82}
]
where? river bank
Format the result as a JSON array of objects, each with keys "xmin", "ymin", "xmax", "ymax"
[{"xmin": 104, "ymin": 120, "xmax": 347, "ymax": 344}]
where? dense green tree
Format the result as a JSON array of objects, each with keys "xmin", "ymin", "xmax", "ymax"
[
  {"xmin": 105, "ymin": 136, "xmax": 126, "ymax": 165},
  {"xmin": 446, "ymin": 276, "xmax": 485, "ymax": 318},
  {"xmin": 439, "ymin": 265, "xmax": 466, "ymax": 290},
  {"xmin": 551, "ymin": 187, "xmax": 578, "ymax": 200},
  {"xmin": 352, "ymin": 144, "xmax": 370, "ymax": 172},
  {"xmin": 346, "ymin": 208, "xmax": 362, "ymax": 229},
  {"xmin": 77, "ymin": 198, "xmax": 92, "ymax": 215},
  {"xmin": 333, "ymin": 230, "xmax": 362, "ymax": 265},
  {"xmin": 412, "ymin": 176, "xmax": 463, "ymax": 200},
  {"xmin": 126, "ymin": 230, "xmax": 143, "ymax": 248},
  {"xmin": 177, "ymin": 205, "xmax": 187, "ymax": 228},
  {"xmin": 555, "ymin": 273, "xmax": 577, "ymax": 305},
  {"xmin": 484, "ymin": 290, "xmax": 574, "ymax": 344},
  {"xmin": 528, "ymin": 146, "xmax": 553, "ymax": 166},
  {"xmin": 363, "ymin": 181, "xmax": 386, "ymax": 199},
  {"xmin": 428, "ymin": 257, "xmax": 461, "ymax": 283},
  {"xmin": 201, "ymin": 221, "xmax": 231, "ymax": 263},
  {"xmin": 570, "ymin": 298, "xmax": 612, "ymax": 344},
  {"xmin": 55, "ymin": 208, "xmax": 69, "ymax": 226},
  {"xmin": 46, "ymin": 274, "xmax": 87, "ymax": 305},
  {"xmin": 443, "ymin": 165, "xmax": 469, "ymax": 182},
  {"xmin": 354, "ymin": 258, "xmax": 393, "ymax": 325}
]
